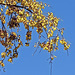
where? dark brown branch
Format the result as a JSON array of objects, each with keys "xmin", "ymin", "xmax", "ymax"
[{"xmin": 0, "ymin": 3, "xmax": 33, "ymax": 13}]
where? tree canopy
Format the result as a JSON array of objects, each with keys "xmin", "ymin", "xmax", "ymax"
[{"xmin": 0, "ymin": 0, "xmax": 70, "ymax": 71}]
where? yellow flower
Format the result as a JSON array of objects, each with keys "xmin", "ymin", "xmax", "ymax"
[
  {"xmin": 49, "ymin": 22, "xmax": 53, "ymax": 27},
  {"xmin": 57, "ymin": 36, "xmax": 59, "ymax": 40},
  {"xmin": 25, "ymin": 43, "xmax": 29, "ymax": 46},
  {"xmin": 47, "ymin": 33, "xmax": 50, "ymax": 38},
  {"xmin": 64, "ymin": 47, "xmax": 68, "ymax": 50},
  {"xmin": 1, "ymin": 8, "xmax": 3, "ymax": 12},
  {"xmin": 60, "ymin": 39, "xmax": 67, "ymax": 45},
  {"xmin": 13, "ymin": 53, "xmax": 18, "ymax": 58},
  {"xmin": 1, "ymin": 63, "xmax": 5, "ymax": 67},
  {"xmin": 0, "ymin": 61, "xmax": 2, "ymax": 64},
  {"xmin": 45, "ymin": 47, "xmax": 48, "ymax": 50},
  {"xmin": 1, "ymin": 52, "xmax": 6, "ymax": 58},
  {"xmin": 52, "ymin": 26, "xmax": 56, "ymax": 31},
  {"xmin": 64, "ymin": 44, "xmax": 70, "ymax": 50},
  {"xmin": 11, "ymin": 32, "xmax": 17, "ymax": 37},
  {"xmin": 3, "ymin": 19, "xmax": 5, "ymax": 24},
  {"xmin": 51, "ymin": 29, "xmax": 53, "ymax": 35},
  {"xmin": 8, "ymin": 57, "xmax": 12, "ymax": 63}
]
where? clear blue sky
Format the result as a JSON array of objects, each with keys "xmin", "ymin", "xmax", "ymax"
[{"xmin": 0, "ymin": 0, "xmax": 75, "ymax": 75}]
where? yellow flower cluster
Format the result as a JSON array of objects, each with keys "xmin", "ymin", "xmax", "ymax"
[
  {"xmin": 0, "ymin": 13, "xmax": 6, "ymax": 24},
  {"xmin": 0, "ymin": 29, "xmax": 23, "ymax": 64},
  {"xmin": 1, "ymin": 52, "xmax": 6, "ymax": 58},
  {"xmin": 13, "ymin": 53, "xmax": 18, "ymax": 58},
  {"xmin": 60, "ymin": 39, "xmax": 70, "ymax": 50},
  {"xmin": 25, "ymin": 31, "xmax": 32, "ymax": 46},
  {"xmin": 8, "ymin": 57, "xmax": 13, "ymax": 63},
  {"xmin": 39, "ymin": 41, "xmax": 53, "ymax": 52},
  {"xmin": 9, "ymin": 32, "xmax": 17, "ymax": 40},
  {"xmin": 7, "ymin": 16, "xmax": 20, "ymax": 28},
  {"xmin": 0, "ymin": 0, "xmax": 70, "ymax": 67},
  {"xmin": 6, "ymin": 9, "xmax": 13, "ymax": 16},
  {"xmin": 47, "ymin": 29, "xmax": 54, "ymax": 38},
  {"xmin": 39, "ymin": 36, "xmax": 59, "ymax": 52},
  {"xmin": 26, "ymin": 31, "xmax": 32, "ymax": 40},
  {"xmin": 0, "ymin": 60, "xmax": 5, "ymax": 67},
  {"xmin": 6, "ymin": 50, "xmax": 12, "ymax": 56}
]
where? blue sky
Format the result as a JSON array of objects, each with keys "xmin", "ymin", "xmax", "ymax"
[{"xmin": 0, "ymin": 0, "xmax": 75, "ymax": 75}]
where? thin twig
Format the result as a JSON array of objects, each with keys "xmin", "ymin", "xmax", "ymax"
[
  {"xmin": 50, "ymin": 62, "xmax": 52, "ymax": 75},
  {"xmin": 32, "ymin": 45, "xmax": 39, "ymax": 56}
]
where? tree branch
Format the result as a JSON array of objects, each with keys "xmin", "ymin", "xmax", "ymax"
[{"xmin": 0, "ymin": 2, "xmax": 33, "ymax": 13}]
